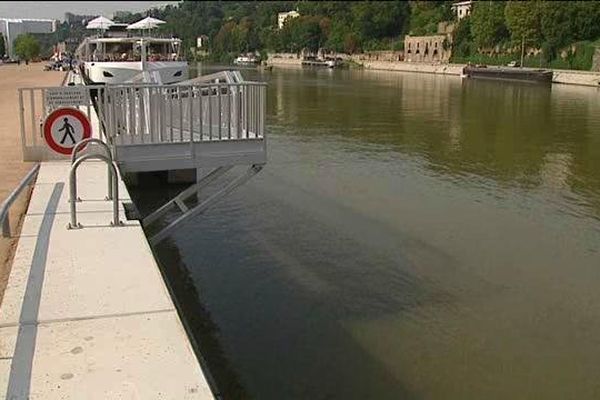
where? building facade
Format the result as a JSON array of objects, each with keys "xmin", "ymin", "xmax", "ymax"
[
  {"xmin": 404, "ymin": 35, "xmax": 450, "ymax": 63},
  {"xmin": 0, "ymin": 18, "xmax": 57, "ymax": 59},
  {"xmin": 277, "ymin": 11, "xmax": 300, "ymax": 29},
  {"xmin": 451, "ymin": 1, "xmax": 473, "ymax": 20}
]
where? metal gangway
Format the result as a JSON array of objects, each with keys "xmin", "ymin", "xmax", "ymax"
[{"xmin": 18, "ymin": 71, "xmax": 267, "ymax": 243}]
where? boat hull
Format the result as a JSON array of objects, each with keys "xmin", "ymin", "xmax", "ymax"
[
  {"xmin": 81, "ymin": 61, "xmax": 189, "ymax": 84},
  {"xmin": 463, "ymin": 66, "xmax": 553, "ymax": 84}
]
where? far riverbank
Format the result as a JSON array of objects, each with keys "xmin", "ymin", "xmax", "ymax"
[{"xmin": 266, "ymin": 56, "xmax": 600, "ymax": 88}]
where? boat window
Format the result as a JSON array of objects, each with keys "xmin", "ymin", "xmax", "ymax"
[
  {"xmin": 146, "ymin": 41, "xmax": 182, "ymax": 62},
  {"xmin": 104, "ymin": 42, "xmax": 140, "ymax": 62}
]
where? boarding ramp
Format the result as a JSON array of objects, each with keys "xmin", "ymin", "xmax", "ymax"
[{"xmin": 18, "ymin": 70, "xmax": 267, "ymax": 243}]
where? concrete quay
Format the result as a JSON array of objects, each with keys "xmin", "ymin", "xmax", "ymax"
[
  {"xmin": 0, "ymin": 160, "xmax": 214, "ymax": 399},
  {"xmin": 267, "ymin": 54, "xmax": 600, "ymax": 87}
]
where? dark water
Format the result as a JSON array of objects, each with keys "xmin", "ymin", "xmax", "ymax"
[{"xmin": 134, "ymin": 65, "xmax": 600, "ymax": 399}]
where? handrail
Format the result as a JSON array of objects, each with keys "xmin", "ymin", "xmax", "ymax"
[
  {"xmin": 68, "ymin": 154, "xmax": 121, "ymax": 229},
  {"xmin": 71, "ymin": 138, "xmax": 114, "ymax": 200},
  {"xmin": 1, "ymin": 163, "xmax": 40, "ymax": 237}
]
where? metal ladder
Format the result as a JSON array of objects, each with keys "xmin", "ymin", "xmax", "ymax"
[
  {"xmin": 143, "ymin": 164, "xmax": 264, "ymax": 245},
  {"xmin": 68, "ymin": 138, "xmax": 122, "ymax": 229}
]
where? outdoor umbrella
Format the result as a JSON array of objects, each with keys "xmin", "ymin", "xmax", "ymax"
[
  {"xmin": 126, "ymin": 16, "xmax": 166, "ymax": 31},
  {"xmin": 85, "ymin": 16, "xmax": 115, "ymax": 30}
]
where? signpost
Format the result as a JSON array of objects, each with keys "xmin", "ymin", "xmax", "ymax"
[
  {"xmin": 44, "ymin": 87, "xmax": 89, "ymax": 108},
  {"xmin": 43, "ymin": 108, "xmax": 92, "ymax": 155}
]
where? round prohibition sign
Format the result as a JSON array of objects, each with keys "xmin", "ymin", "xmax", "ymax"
[{"xmin": 43, "ymin": 107, "xmax": 92, "ymax": 155}]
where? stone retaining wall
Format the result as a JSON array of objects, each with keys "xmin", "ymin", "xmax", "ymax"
[
  {"xmin": 553, "ymin": 70, "xmax": 600, "ymax": 87},
  {"xmin": 266, "ymin": 53, "xmax": 600, "ymax": 87},
  {"xmin": 358, "ymin": 60, "xmax": 465, "ymax": 76}
]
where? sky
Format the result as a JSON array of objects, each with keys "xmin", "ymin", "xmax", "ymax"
[{"xmin": 0, "ymin": 1, "xmax": 180, "ymax": 21}]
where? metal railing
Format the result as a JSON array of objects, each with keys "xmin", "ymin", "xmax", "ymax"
[
  {"xmin": 99, "ymin": 82, "xmax": 267, "ymax": 146},
  {"xmin": 19, "ymin": 80, "xmax": 266, "ymax": 163},
  {"xmin": 1, "ymin": 164, "xmax": 40, "ymax": 238},
  {"xmin": 71, "ymin": 138, "xmax": 115, "ymax": 200},
  {"xmin": 69, "ymin": 153, "xmax": 121, "ymax": 229}
]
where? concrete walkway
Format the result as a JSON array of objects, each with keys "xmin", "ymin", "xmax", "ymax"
[
  {"xmin": 0, "ymin": 64, "xmax": 64, "ymax": 305},
  {"xmin": 0, "ymin": 161, "xmax": 213, "ymax": 399}
]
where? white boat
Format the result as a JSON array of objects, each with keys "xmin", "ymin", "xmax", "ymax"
[
  {"xmin": 233, "ymin": 55, "xmax": 259, "ymax": 65},
  {"xmin": 75, "ymin": 36, "xmax": 188, "ymax": 84}
]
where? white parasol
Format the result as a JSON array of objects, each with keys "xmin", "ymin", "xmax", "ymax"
[
  {"xmin": 126, "ymin": 16, "xmax": 166, "ymax": 31},
  {"xmin": 86, "ymin": 16, "xmax": 115, "ymax": 30}
]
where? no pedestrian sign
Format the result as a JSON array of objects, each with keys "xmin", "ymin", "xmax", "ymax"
[{"xmin": 43, "ymin": 108, "xmax": 92, "ymax": 155}]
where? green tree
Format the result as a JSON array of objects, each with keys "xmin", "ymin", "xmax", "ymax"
[
  {"xmin": 470, "ymin": 1, "xmax": 508, "ymax": 49},
  {"xmin": 14, "ymin": 34, "xmax": 40, "ymax": 62},
  {"xmin": 505, "ymin": 0, "xmax": 543, "ymax": 47},
  {"xmin": 453, "ymin": 18, "xmax": 473, "ymax": 57},
  {"xmin": 350, "ymin": 2, "xmax": 409, "ymax": 42},
  {"xmin": 408, "ymin": 1, "xmax": 451, "ymax": 35},
  {"xmin": 279, "ymin": 16, "xmax": 325, "ymax": 53},
  {"xmin": 570, "ymin": 1, "xmax": 600, "ymax": 42}
]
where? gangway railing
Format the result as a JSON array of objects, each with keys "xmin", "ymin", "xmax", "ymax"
[{"xmin": 101, "ymin": 81, "xmax": 266, "ymax": 145}]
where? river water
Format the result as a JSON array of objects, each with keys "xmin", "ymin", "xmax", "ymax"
[{"xmin": 132, "ymin": 65, "xmax": 600, "ymax": 399}]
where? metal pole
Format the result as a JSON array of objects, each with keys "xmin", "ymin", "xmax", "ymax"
[
  {"xmin": 520, "ymin": 35, "xmax": 525, "ymax": 69},
  {"xmin": 218, "ymin": 84, "xmax": 222, "ymax": 140},
  {"xmin": 19, "ymin": 89, "xmax": 26, "ymax": 158}
]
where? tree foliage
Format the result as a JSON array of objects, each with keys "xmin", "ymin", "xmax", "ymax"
[
  {"xmin": 95, "ymin": 0, "xmax": 600, "ymax": 69},
  {"xmin": 14, "ymin": 34, "xmax": 40, "ymax": 61},
  {"xmin": 504, "ymin": 1, "xmax": 543, "ymax": 46},
  {"xmin": 470, "ymin": 1, "xmax": 508, "ymax": 49},
  {"xmin": 452, "ymin": 18, "xmax": 473, "ymax": 57},
  {"xmin": 138, "ymin": 1, "xmax": 412, "ymax": 58},
  {"xmin": 408, "ymin": 1, "xmax": 452, "ymax": 36}
]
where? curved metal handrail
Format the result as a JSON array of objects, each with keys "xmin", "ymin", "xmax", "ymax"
[
  {"xmin": 71, "ymin": 138, "xmax": 114, "ymax": 200},
  {"xmin": 1, "ymin": 163, "xmax": 40, "ymax": 237},
  {"xmin": 69, "ymin": 153, "xmax": 121, "ymax": 229},
  {"xmin": 70, "ymin": 138, "xmax": 112, "ymax": 164}
]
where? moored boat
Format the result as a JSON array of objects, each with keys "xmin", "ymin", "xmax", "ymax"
[
  {"xmin": 76, "ymin": 36, "xmax": 188, "ymax": 84},
  {"xmin": 462, "ymin": 65, "xmax": 553, "ymax": 84}
]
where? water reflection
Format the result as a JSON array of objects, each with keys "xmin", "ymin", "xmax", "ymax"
[{"xmin": 258, "ymin": 67, "xmax": 600, "ymax": 217}]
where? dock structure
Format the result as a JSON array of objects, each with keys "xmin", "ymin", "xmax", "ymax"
[{"xmin": 1, "ymin": 68, "xmax": 268, "ymax": 398}]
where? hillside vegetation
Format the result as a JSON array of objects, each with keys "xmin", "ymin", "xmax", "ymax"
[{"xmin": 49, "ymin": 1, "xmax": 600, "ymax": 70}]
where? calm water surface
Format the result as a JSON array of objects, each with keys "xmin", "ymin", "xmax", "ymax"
[{"xmin": 138, "ymin": 65, "xmax": 600, "ymax": 399}]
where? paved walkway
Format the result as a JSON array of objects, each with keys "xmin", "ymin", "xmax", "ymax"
[
  {"xmin": 0, "ymin": 64, "xmax": 64, "ymax": 304},
  {"xmin": 0, "ymin": 161, "xmax": 213, "ymax": 399}
]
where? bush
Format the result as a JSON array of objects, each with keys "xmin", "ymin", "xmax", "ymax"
[{"xmin": 14, "ymin": 34, "xmax": 40, "ymax": 62}]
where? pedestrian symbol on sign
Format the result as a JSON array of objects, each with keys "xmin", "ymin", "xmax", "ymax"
[
  {"xmin": 58, "ymin": 117, "xmax": 76, "ymax": 145},
  {"xmin": 43, "ymin": 108, "xmax": 92, "ymax": 155}
]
